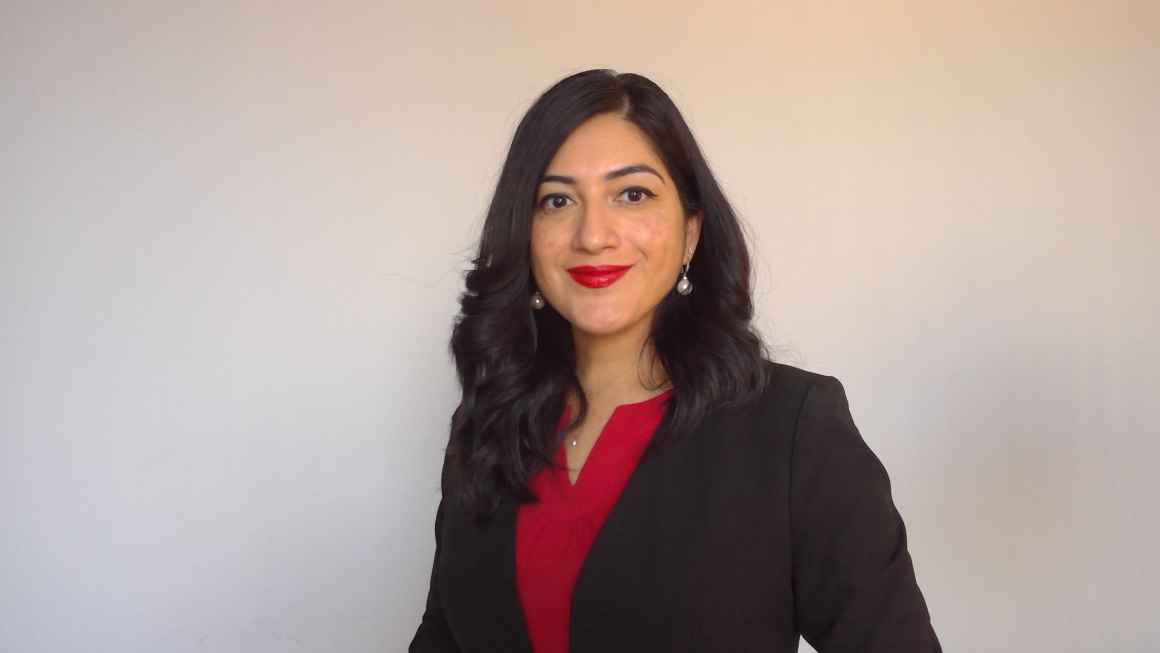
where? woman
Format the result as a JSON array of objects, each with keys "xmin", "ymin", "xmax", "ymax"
[{"xmin": 410, "ymin": 69, "xmax": 941, "ymax": 652}]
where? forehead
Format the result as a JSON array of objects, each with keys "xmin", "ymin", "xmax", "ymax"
[{"xmin": 544, "ymin": 113, "xmax": 666, "ymax": 178}]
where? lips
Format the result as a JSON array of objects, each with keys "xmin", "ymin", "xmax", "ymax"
[{"xmin": 566, "ymin": 264, "xmax": 632, "ymax": 288}]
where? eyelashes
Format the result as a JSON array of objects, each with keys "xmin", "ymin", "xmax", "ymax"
[
  {"xmin": 538, "ymin": 186, "xmax": 658, "ymax": 212},
  {"xmin": 540, "ymin": 194, "xmax": 571, "ymax": 211},
  {"xmin": 620, "ymin": 187, "xmax": 657, "ymax": 204}
]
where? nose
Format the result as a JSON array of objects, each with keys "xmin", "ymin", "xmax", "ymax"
[{"xmin": 573, "ymin": 199, "xmax": 619, "ymax": 253}]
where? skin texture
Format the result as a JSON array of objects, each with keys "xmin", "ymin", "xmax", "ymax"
[{"xmin": 530, "ymin": 112, "xmax": 701, "ymax": 481}]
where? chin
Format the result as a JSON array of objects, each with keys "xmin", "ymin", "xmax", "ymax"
[
  {"xmin": 572, "ymin": 322, "xmax": 629, "ymax": 338},
  {"xmin": 568, "ymin": 310, "xmax": 639, "ymax": 339}
]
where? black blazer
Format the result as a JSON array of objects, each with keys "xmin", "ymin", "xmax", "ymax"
[{"xmin": 410, "ymin": 361, "xmax": 941, "ymax": 652}]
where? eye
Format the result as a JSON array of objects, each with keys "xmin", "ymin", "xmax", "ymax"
[
  {"xmin": 619, "ymin": 186, "xmax": 657, "ymax": 204},
  {"xmin": 539, "ymin": 193, "xmax": 572, "ymax": 212}
]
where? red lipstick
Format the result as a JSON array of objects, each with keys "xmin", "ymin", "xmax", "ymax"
[{"xmin": 566, "ymin": 264, "xmax": 631, "ymax": 288}]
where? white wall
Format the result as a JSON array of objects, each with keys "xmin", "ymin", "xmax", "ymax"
[{"xmin": 2, "ymin": 1, "xmax": 1157, "ymax": 651}]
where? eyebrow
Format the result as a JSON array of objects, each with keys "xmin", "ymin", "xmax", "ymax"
[{"xmin": 540, "ymin": 164, "xmax": 666, "ymax": 186}]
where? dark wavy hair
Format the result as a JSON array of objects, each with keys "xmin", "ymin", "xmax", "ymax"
[{"xmin": 447, "ymin": 69, "xmax": 768, "ymax": 519}]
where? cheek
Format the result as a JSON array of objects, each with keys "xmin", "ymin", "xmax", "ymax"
[
  {"xmin": 529, "ymin": 223, "xmax": 565, "ymax": 273},
  {"xmin": 629, "ymin": 212, "xmax": 682, "ymax": 260}
]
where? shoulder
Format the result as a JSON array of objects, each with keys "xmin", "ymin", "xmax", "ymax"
[
  {"xmin": 758, "ymin": 362, "xmax": 884, "ymax": 491},
  {"xmin": 685, "ymin": 359, "xmax": 845, "ymax": 453},
  {"xmin": 755, "ymin": 360, "xmax": 862, "ymax": 448},
  {"xmin": 715, "ymin": 359, "xmax": 865, "ymax": 461},
  {"xmin": 752, "ymin": 359, "xmax": 846, "ymax": 422},
  {"xmin": 760, "ymin": 359, "xmax": 836, "ymax": 396}
]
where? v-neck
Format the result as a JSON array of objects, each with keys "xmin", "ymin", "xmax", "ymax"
[
  {"xmin": 557, "ymin": 387, "xmax": 673, "ymax": 490},
  {"xmin": 515, "ymin": 386, "xmax": 672, "ymax": 653}
]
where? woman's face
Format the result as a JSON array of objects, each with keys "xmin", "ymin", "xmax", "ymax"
[{"xmin": 530, "ymin": 113, "xmax": 701, "ymax": 341}]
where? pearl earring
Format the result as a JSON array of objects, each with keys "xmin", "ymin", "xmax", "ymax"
[
  {"xmin": 676, "ymin": 262, "xmax": 693, "ymax": 296},
  {"xmin": 530, "ymin": 291, "xmax": 545, "ymax": 310}
]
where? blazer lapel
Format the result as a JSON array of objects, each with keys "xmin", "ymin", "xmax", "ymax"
[
  {"xmin": 568, "ymin": 419, "xmax": 706, "ymax": 652},
  {"xmin": 568, "ymin": 432, "xmax": 675, "ymax": 650}
]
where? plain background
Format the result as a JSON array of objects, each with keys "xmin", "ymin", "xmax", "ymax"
[{"xmin": 3, "ymin": 1, "xmax": 1157, "ymax": 651}]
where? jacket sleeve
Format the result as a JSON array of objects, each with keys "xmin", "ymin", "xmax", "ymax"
[
  {"xmin": 408, "ymin": 455, "xmax": 461, "ymax": 652},
  {"xmin": 789, "ymin": 376, "xmax": 942, "ymax": 652}
]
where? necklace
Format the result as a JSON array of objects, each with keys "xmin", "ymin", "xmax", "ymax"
[{"xmin": 569, "ymin": 436, "xmax": 578, "ymax": 448}]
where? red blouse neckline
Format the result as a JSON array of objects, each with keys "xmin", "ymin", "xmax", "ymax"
[
  {"xmin": 516, "ymin": 386, "xmax": 672, "ymax": 653},
  {"xmin": 558, "ymin": 386, "xmax": 673, "ymax": 426},
  {"xmin": 556, "ymin": 386, "xmax": 672, "ymax": 492}
]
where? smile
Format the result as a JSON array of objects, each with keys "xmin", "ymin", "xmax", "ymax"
[{"xmin": 566, "ymin": 264, "xmax": 632, "ymax": 289}]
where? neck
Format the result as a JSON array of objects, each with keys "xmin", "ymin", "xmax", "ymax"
[{"xmin": 571, "ymin": 316, "xmax": 669, "ymax": 408}]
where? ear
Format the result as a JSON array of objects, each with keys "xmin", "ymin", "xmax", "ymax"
[{"xmin": 684, "ymin": 211, "xmax": 702, "ymax": 263}]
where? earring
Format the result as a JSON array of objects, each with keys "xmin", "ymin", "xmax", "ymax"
[
  {"xmin": 530, "ymin": 291, "xmax": 546, "ymax": 310},
  {"xmin": 676, "ymin": 262, "xmax": 693, "ymax": 296}
]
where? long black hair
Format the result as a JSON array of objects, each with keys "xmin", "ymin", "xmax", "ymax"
[{"xmin": 447, "ymin": 69, "xmax": 768, "ymax": 519}]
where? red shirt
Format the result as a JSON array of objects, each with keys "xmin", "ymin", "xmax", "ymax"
[{"xmin": 514, "ymin": 388, "xmax": 672, "ymax": 653}]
